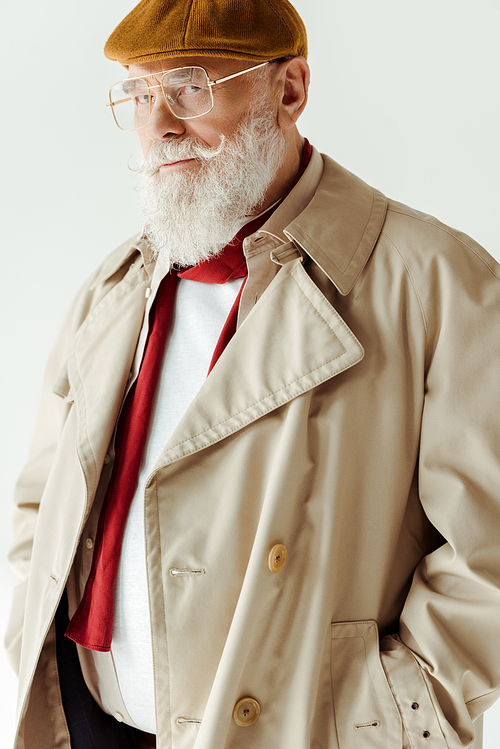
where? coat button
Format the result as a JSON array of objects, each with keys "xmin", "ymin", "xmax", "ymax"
[
  {"xmin": 104, "ymin": 454, "xmax": 111, "ymax": 464},
  {"xmin": 268, "ymin": 544, "xmax": 287, "ymax": 573},
  {"xmin": 232, "ymin": 697, "xmax": 261, "ymax": 726},
  {"xmin": 86, "ymin": 538, "xmax": 93, "ymax": 549},
  {"xmin": 114, "ymin": 711, "xmax": 123, "ymax": 722}
]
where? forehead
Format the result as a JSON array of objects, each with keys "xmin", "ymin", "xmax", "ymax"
[{"xmin": 127, "ymin": 56, "xmax": 256, "ymax": 80}]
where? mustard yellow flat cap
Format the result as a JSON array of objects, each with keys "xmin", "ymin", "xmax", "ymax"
[{"xmin": 104, "ymin": 0, "xmax": 307, "ymax": 66}]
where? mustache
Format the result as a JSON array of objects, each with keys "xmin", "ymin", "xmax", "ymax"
[{"xmin": 138, "ymin": 136, "xmax": 227, "ymax": 175}]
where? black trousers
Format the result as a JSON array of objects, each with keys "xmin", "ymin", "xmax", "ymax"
[{"xmin": 55, "ymin": 590, "xmax": 145, "ymax": 749}]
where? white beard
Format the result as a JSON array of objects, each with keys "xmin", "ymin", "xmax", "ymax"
[{"xmin": 136, "ymin": 107, "xmax": 286, "ymax": 269}]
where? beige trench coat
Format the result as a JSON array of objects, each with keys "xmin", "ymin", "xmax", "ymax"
[{"xmin": 6, "ymin": 151, "xmax": 500, "ymax": 749}]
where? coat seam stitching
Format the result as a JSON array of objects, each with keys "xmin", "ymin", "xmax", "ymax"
[
  {"xmin": 386, "ymin": 639, "xmax": 448, "ymax": 746},
  {"xmin": 291, "ymin": 190, "xmax": 376, "ymax": 279},
  {"xmin": 72, "ymin": 273, "xmax": 148, "ymax": 492},
  {"xmin": 159, "ymin": 358, "xmax": 348, "ymax": 455},
  {"xmin": 387, "ymin": 209, "xmax": 500, "ymax": 281},
  {"xmin": 155, "ymin": 473, "xmax": 173, "ymax": 747},
  {"xmin": 47, "ymin": 624, "xmax": 71, "ymax": 748},
  {"xmin": 380, "ymin": 231, "xmax": 428, "ymax": 343},
  {"xmin": 291, "ymin": 264, "xmax": 357, "ymax": 342},
  {"xmin": 156, "ymin": 346, "xmax": 363, "ymax": 464},
  {"xmin": 290, "ymin": 266, "xmax": 349, "ymax": 347},
  {"xmin": 465, "ymin": 685, "xmax": 500, "ymax": 706},
  {"xmin": 380, "ymin": 652, "xmax": 417, "ymax": 749}
]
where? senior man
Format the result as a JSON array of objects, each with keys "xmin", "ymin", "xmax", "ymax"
[{"xmin": 6, "ymin": 0, "xmax": 500, "ymax": 748}]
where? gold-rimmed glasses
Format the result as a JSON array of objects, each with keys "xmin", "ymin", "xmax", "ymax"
[{"xmin": 107, "ymin": 61, "xmax": 271, "ymax": 131}]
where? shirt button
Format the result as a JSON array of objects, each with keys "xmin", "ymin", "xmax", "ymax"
[
  {"xmin": 103, "ymin": 454, "xmax": 111, "ymax": 464},
  {"xmin": 114, "ymin": 712, "xmax": 123, "ymax": 722},
  {"xmin": 268, "ymin": 544, "xmax": 287, "ymax": 573},
  {"xmin": 86, "ymin": 538, "xmax": 93, "ymax": 550},
  {"xmin": 232, "ymin": 697, "xmax": 260, "ymax": 727}
]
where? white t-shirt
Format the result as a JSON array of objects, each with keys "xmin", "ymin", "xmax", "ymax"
[{"xmin": 111, "ymin": 272, "xmax": 244, "ymax": 733}]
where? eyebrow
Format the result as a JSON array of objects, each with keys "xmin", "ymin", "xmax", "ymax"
[
  {"xmin": 123, "ymin": 79, "xmax": 147, "ymax": 93},
  {"xmin": 163, "ymin": 68, "xmax": 193, "ymax": 83}
]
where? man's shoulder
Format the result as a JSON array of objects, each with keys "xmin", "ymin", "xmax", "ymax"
[
  {"xmin": 72, "ymin": 232, "xmax": 151, "ymax": 312},
  {"xmin": 87, "ymin": 233, "xmax": 150, "ymax": 291},
  {"xmin": 380, "ymin": 198, "xmax": 500, "ymax": 285},
  {"xmin": 306, "ymin": 154, "xmax": 499, "ymax": 289},
  {"xmin": 55, "ymin": 233, "xmax": 151, "ymax": 348}
]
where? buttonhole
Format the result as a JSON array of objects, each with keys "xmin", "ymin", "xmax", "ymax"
[
  {"xmin": 354, "ymin": 720, "xmax": 381, "ymax": 730},
  {"xmin": 177, "ymin": 717, "xmax": 202, "ymax": 725},
  {"xmin": 170, "ymin": 568, "xmax": 206, "ymax": 577}
]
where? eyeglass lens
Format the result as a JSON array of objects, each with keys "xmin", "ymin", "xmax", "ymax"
[{"xmin": 109, "ymin": 67, "xmax": 214, "ymax": 131}]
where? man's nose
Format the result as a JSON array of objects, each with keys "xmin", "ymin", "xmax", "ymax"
[{"xmin": 145, "ymin": 94, "xmax": 186, "ymax": 140}]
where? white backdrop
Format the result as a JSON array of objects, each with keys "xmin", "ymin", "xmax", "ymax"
[{"xmin": 1, "ymin": 0, "xmax": 499, "ymax": 745}]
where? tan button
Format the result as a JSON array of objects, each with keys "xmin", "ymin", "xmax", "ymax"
[
  {"xmin": 86, "ymin": 538, "xmax": 93, "ymax": 550},
  {"xmin": 268, "ymin": 544, "xmax": 287, "ymax": 573},
  {"xmin": 103, "ymin": 454, "xmax": 111, "ymax": 464},
  {"xmin": 233, "ymin": 697, "xmax": 260, "ymax": 727},
  {"xmin": 114, "ymin": 712, "xmax": 123, "ymax": 722}
]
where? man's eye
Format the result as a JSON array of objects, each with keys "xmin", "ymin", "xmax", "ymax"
[
  {"xmin": 178, "ymin": 85, "xmax": 201, "ymax": 97},
  {"xmin": 134, "ymin": 94, "xmax": 151, "ymax": 106}
]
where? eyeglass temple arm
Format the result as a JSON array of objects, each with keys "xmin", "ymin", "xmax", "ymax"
[
  {"xmin": 106, "ymin": 83, "xmax": 163, "ymax": 108},
  {"xmin": 106, "ymin": 97, "xmax": 130, "ymax": 108},
  {"xmin": 209, "ymin": 60, "xmax": 270, "ymax": 87}
]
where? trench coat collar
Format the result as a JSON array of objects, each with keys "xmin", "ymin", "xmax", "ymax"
[
  {"xmin": 290, "ymin": 156, "xmax": 388, "ymax": 295},
  {"xmin": 268, "ymin": 150, "xmax": 387, "ymax": 296}
]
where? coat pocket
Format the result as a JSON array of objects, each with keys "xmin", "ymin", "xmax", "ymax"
[{"xmin": 331, "ymin": 620, "xmax": 402, "ymax": 748}]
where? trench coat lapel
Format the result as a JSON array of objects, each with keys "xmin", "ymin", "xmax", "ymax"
[
  {"xmin": 152, "ymin": 154, "xmax": 389, "ymax": 468},
  {"xmin": 68, "ymin": 249, "xmax": 363, "ymax": 499},
  {"xmin": 153, "ymin": 255, "xmax": 364, "ymax": 468},
  {"xmin": 68, "ymin": 262, "xmax": 151, "ymax": 502}
]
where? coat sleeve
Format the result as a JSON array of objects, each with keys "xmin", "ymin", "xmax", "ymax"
[
  {"xmin": 379, "ymin": 219, "xmax": 500, "ymax": 748},
  {"xmin": 4, "ymin": 268, "xmax": 111, "ymax": 674}
]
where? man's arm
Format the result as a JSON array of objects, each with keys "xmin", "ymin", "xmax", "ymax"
[
  {"xmin": 5, "ymin": 339, "xmax": 72, "ymax": 672},
  {"xmin": 4, "ymin": 262, "xmax": 114, "ymax": 673},
  {"xmin": 379, "ymin": 215, "xmax": 500, "ymax": 748}
]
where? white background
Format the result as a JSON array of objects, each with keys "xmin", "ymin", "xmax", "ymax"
[{"xmin": 1, "ymin": 0, "xmax": 499, "ymax": 745}]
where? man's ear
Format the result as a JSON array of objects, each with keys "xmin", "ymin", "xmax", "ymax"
[{"xmin": 276, "ymin": 57, "xmax": 310, "ymax": 131}]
